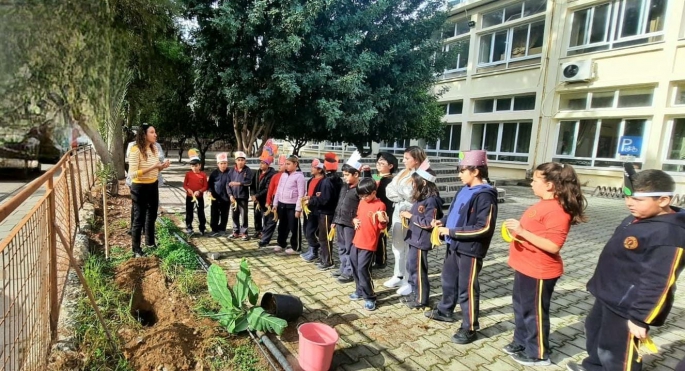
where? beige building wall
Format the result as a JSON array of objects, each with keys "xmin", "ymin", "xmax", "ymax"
[{"xmin": 434, "ymin": 0, "xmax": 685, "ymax": 188}]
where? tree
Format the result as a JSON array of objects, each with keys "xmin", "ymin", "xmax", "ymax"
[{"xmin": 184, "ymin": 0, "xmax": 450, "ymax": 154}]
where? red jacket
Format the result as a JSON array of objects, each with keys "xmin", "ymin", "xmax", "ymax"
[
  {"xmin": 183, "ymin": 171, "xmax": 208, "ymax": 196},
  {"xmin": 266, "ymin": 171, "xmax": 283, "ymax": 206}
]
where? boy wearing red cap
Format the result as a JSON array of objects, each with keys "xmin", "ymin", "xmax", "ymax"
[
  {"xmin": 300, "ymin": 158, "xmax": 326, "ymax": 262},
  {"xmin": 183, "ymin": 151, "xmax": 208, "ymax": 235},
  {"xmin": 260, "ymin": 154, "xmax": 288, "ymax": 247},
  {"xmin": 306, "ymin": 153, "xmax": 343, "ymax": 269}
]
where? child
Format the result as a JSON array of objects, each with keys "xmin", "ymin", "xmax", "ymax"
[
  {"xmin": 300, "ymin": 158, "xmax": 326, "ymax": 262},
  {"xmin": 183, "ymin": 150, "xmax": 208, "ymax": 235},
  {"xmin": 308, "ymin": 153, "xmax": 343, "ymax": 270},
  {"xmin": 227, "ymin": 151, "xmax": 253, "ymax": 241},
  {"xmin": 208, "ymin": 153, "xmax": 231, "ymax": 236},
  {"xmin": 400, "ymin": 159, "xmax": 443, "ymax": 309},
  {"xmin": 503, "ymin": 162, "xmax": 587, "ymax": 366},
  {"xmin": 349, "ymin": 178, "xmax": 388, "ymax": 311},
  {"xmin": 260, "ymin": 154, "xmax": 287, "ymax": 248},
  {"xmin": 273, "ymin": 156, "xmax": 306, "ymax": 254},
  {"xmin": 373, "ymin": 152, "xmax": 398, "ymax": 269},
  {"xmin": 426, "ymin": 150, "xmax": 498, "ymax": 345},
  {"xmin": 331, "ymin": 151, "xmax": 364, "ymax": 283},
  {"xmin": 567, "ymin": 166, "xmax": 684, "ymax": 371},
  {"xmin": 251, "ymin": 150, "xmax": 276, "ymax": 240}
]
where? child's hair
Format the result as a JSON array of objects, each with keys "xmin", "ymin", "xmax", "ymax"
[
  {"xmin": 536, "ymin": 162, "xmax": 587, "ymax": 225},
  {"xmin": 411, "ymin": 170, "xmax": 440, "ymax": 202},
  {"xmin": 633, "ymin": 169, "xmax": 675, "ymax": 197},
  {"xmin": 287, "ymin": 155, "xmax": 299, "ymax": 164},
  {"xmin": 342, "ymin": 164, "xmax": 360, "ymax": 175},
  {"xmin": 377, "ymin": 152, "xmax": 398, "ymax": 174},
  {"xmin": 135, "ymin": 124, "xmax": 157, "ymax": 160},
  {"xmin": 461, "ymin": 165, "xmax": 491, "ymax": 184},
  {"xmin": 356, "ymin": 178, "xmax": 377, "ymax": 196},
  {"xmin": 404, "ymin": 146, "xmax": 427, "ymax": 165}
]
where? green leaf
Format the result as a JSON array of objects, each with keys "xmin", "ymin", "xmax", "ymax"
[
  {"xmin": 247, "ymin": 279, "xmax": 259, "ymax": 306},
  {"xmin": 234, "ymin": 315, "xmax": 250, "ymax": 333},
  {"xmin": 207, "ymin": 265, "xmax": 236, "ymax": 309},
  {"xmin": 233, "ymin": 258, "xmax": 250, "ymax": 305},
  {"xmin": 247, "ymin": 307, "xmax": 287, "ymax": 335}
]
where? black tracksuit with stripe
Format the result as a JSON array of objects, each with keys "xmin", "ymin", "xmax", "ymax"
[
  {"xmin": 437, "ymin": 186, "xmax": 498, "ymax": 331},
  {"xmin": 581, "ymin": 208, "xmax": 685, "ymax": 371},
  {"xmin": 404, "ymin": 196, "xmax": 443, "ymax": 306},
  {"xmin": 307, "ymin": 173, "xmax": 343, "ymax": 266}
]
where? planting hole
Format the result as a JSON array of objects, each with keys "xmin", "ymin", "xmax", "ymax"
[{"xmin": 133, "ymin": 308, "xmax": 157, "ymax": 327}]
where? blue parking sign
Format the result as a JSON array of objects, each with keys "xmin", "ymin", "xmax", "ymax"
[{"xmin": 618, "ymin": 136, "xmax": 642, "ymax": 156}]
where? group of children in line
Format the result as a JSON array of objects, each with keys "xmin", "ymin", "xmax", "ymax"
[{"xmin": 180, "ymin": 146, "xmax": 684, "ymax": 370}]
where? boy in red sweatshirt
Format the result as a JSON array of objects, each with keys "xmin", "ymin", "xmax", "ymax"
[
  {"xmin": 183, "ymin": 152, "xmax": 208, "ymax": 235},
  {"xmin": 349, "ymin": 178, "xmax": 388, "ymax": 311}
]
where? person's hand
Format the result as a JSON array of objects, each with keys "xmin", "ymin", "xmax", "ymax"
[
  {"xmin": 353, "ymin": 218, "xmax": 361, "ymax": 230},
  {"xmin": 400, "ymin": 211, "xmax": 412, "ymax": 219},
  {"xmin": 438, "ymin": 227, "xmax": 450, "ymax": 236},
  {"xmin": 375, "ymin": 211, "xmax": 388, "ymax": 223},
  {"xmin": 251, "ymin": 195, "xmax": 256, "ymax": 202},
  {"xmin": 315, "ymin": 192, "xmax": 321, "ymax": 197},
  {"xmin": 504, "ymin": 219, "xmax": 523, "ymax": 235},
  {"xmin": 331, "ymin": 223, "xmax": 336, "ymax": 228},
  {"xmin": 295, "ymin": 211, "xmax": 302, "ymax": 218},
  {"xmin": 628, "ymin": 320, "xmax": 648, "ymax": 340},
  {"xmin": 431, "ymin": 219, "xmax": 443, "ymax": 228},
  {"xmin": 230, "ymin": 196, "xmax": 235, "ymax": 203},
  {"xmin": 194, "ymin": 191, "xmax": 200, "ymax": 197}
]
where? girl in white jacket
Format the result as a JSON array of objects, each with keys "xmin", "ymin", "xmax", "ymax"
[{"xmin": 384, "ymin": 146, "xmax": 427, "ymax": 295}]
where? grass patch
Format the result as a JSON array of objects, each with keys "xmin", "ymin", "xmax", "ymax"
[{"xmin": 201, "ymin": 337, "xmax": 265, "ymax": 371}]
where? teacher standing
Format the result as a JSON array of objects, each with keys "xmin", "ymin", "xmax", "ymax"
[{"xmin": 128, "ymin": 125, "xmax": 170, "ymax": 257}]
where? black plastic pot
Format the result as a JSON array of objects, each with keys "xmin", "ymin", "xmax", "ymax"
[{"xmin": 260, "ymin": 292, "xmax": 303, "ymax": 322}]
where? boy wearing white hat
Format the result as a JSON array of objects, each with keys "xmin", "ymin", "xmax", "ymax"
[
  {"xmin": 183, "ymin": 150, "xmax": 208, "ymax": 235},
  {"xmin": 227, "ymin": 151, "xmax": 254, "ymax": 241},
  {"xmin": 208, "ymin": 152, "xmax": 231, "ymax": 236}
]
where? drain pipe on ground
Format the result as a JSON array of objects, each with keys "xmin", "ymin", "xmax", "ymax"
[{"xmin": 165, "ymin": 225, "xmax": 293, "ymax": 371}]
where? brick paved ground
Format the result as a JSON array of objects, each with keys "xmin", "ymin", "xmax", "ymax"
[{"xmin": 158, "ymin": 164, "xmax": 685, "ymax": 371}]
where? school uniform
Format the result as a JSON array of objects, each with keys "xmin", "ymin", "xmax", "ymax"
[
  {"xmin": 304, "ymin": 176, "xmax": 324, "ymax": 255},
  {"xmin": 273, "ymin": 170, "xmax": 306, "ymax": 251},
  {"xmin": 404, "ymin": 196, "xmax": 443, "ymax": 306},
  {"xmin": 332, "ymin": 183, "xmax": 361, "ymax": 278},
  {"xmin": 208, "ymin": 169, "xmax": 231, "ymax": 233},
  {"xmin": 435, "ymin": 185, "xmax": 498, "ymax": 333},
  {"xmin": 260, "ymin": 171, "xmax": 283, "ymax": 246},
  {"xmin": 251, "ymin": 167, "xmax": 276, "ymax": 237},
  {"xmin": 351, "ymin": 198, "xmax": 387, "ymax": 301},
  {"xmin": 308, "ymin": 174, "xmax": 343, "ymax": 267},
  {"xmin": 183, "ymin": 170, "xmax": 208, "ymax": 233},
  {"xmin": 581, "ymin": 208, "xmax": 685, "ymax": 371},
  {"xmin": 374, "ymin": 175, "xmax": 394, "ymax": 267},
  {"xmin": 508, "ymin": 199, "xmax": 570, "ymax": 361},
  {"xmin": 226, "ymin": 165, "xmax": 253, "ymax": 236}
]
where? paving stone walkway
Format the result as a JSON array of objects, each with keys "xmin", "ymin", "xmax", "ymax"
[{"xmin": 157, "ymin": 163, "xmax": 685, "ymax": 371}]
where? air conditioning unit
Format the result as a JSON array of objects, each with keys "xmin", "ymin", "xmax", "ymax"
[{"xmin": 560, "ymin": 60, "xmax": 593, "ymax": 83}]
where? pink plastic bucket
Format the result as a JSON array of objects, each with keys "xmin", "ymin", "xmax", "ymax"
[{"xmin": 298, "ymin": 322, "xmax": 339, "ymax": 371}]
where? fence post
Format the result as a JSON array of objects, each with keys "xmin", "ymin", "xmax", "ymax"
[
  {"xmin": 74, "ymin": 149, "xmax": 83, "ymax": 207},
  {"xmin": 68, "ymin": 158, "xmax": 79, "ymax": 237},
  {"xmin": 84, "ymin": 148, "xmax": 91, "ymax": 192},
  {"xmin": 90, "ymin": 147, "xmax": 95, "ymax": 186},
  {"xmin": 47, "ymin": 176, "xmax": 59, "ymax": 339}
]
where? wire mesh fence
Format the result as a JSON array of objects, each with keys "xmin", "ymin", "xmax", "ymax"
[{"xmin": 0, "ymin": 146, "xmax": 98, "ymax": 370}]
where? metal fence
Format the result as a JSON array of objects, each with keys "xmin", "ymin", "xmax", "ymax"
[{"xmin": 0, "ymin": 146, "xmax": 98, "ymax": 371}]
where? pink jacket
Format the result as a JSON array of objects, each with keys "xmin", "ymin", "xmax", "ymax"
[{"xmin": 273, "ymin": 171, "xmax": 306, "ymax": 212}]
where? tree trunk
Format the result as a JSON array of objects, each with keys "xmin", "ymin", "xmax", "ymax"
[
  {"xmin": 108, "ymin": 121, "xmax": 126, "ymax": 179},
  {"xmin": 353, "ymin": 141, "xmax": 373, "ymax": 157},
  {"xmin": 77, "ymin": 117, "xmax": 113, "ymax": 165},
  {"xmin": 177, "ymin": 137, "xmax": 186, "ymax": 163}
]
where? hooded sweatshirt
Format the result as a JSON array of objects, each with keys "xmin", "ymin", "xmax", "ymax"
[{"xmin": 587, "ymin": 208, "xmax": 685, "ymax": 328}]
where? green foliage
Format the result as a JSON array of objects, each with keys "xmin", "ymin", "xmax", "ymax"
[
  {"xmin": 75, "ymin": 254, "xmax": 134, "ymax": 371},
  {"xmin": 154, "ymin": 217, "xmax": 199, "ymax": 276},
  {"xmin": 207, "ymin": 261, "xmax": 287, "ymax": 335}
]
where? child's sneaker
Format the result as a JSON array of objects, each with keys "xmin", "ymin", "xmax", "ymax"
[
  {"xmin": 240, "ymin": 234, "xmax": 249, "ymax": 241},
  {"xmin": 405, "ymin": 301, "xmax": 427, "ymax": 310},
  {"xmin": 396, "ymin": 284, "xmax": 412, "ymax": 296},
  {"xmin": 510, "ymin": 352, "xmax": 551, "ymax": 366},
  {"xmin": 185, "ymin": 228, "xmax": 193, "ymax": 235},
  {"xmin": 317, "ymin": 263, "xmax": 334, "ymax": 271},
  {"xmin": 273, "ymin": 246, "xmax": 283, "ymax": 253},
  {"xmin": 348, "ymin": 293, "xmax": 362, "ymax": 301},
  {"xmin": 363, "ymin": 300, "xmax": 376, "ymax": 311},
  {"xmin": 198, "ymin": 230, "xmax": 205, "ymax": 236},
  {"xmin": 228, "ymin": 232, "xmax": 239, "ymax": 239},
  {"xmin": 502, "ymin": 342, "xmax": 525, "ymax": 355},
  {"xmin": 383, "ymin": 276, "xmax": 403, "ymax": 288},
  {"xmin": 284, "ymin": 248, "xmax": 298, "ymax": 255}
]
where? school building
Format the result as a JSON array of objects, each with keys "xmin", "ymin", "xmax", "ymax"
[{"xmin": 305, "ymin": 0, "xmax": 685, "ymax": 189}]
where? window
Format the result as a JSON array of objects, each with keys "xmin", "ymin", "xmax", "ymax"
[
  {"xmin": 482, "ymin": 0, "xmax": 547, "ymax": 28},
  {"xmin": 674, "ymin": 83, "xmax": 685, "ymax": 105},
  {"xmin": 553, "ymin": 118, "xmax": 647, "ymax": 167},
  {"xmin": 448, "ymin": 101, "xmax": 463, "ymax": 115},
  {"xmin": 379, "ymin": 139, "xmax": 411, "ymax": 155},
  {"xmin": 568, "ymin": 0, "xmax": 667, "ymax": 56},
  {"xmin": 470, "ymin": 122, "xmax": 532, "ymax": 162},
  {"xmin": 559, "ymin": 88, "xmax": 653, "ymax": 110},
  {"xmin": 662, "ymin": 118, "xmax": 685, "ymax": 172},
  {"xmin": 474, "ymin": 94, "xmax": 536, "ymax": 113},
  {"xmin": 444, "ymin": 40, "xmax": 470, "ymax": 72},
  {"xmin": 479, "ymin": 21, "xmax": 545, "ymax": 66},
  {"xmin": 426, "ymin": 125, "xmax": 462, "ymax": 156},
  {"xmin": 442, "ymin": 19, "xmax": 470, "ymax": 39}
]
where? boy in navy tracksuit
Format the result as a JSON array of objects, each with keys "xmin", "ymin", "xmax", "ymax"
[
  {"xmin": 251, "ymin": 153, "xmax": 276, "ymax": 240},
  {"xmin": 301, "ymin": 159, "xmax": 326, "ymax": 262},
  {"xmin": 227, "ymin": 151, "xmax": 253, "ymax": 240},
  {"xmin": 308, "ymin": 153, "xmax": 343, "ymax": 270},
  {"xmin": 331, "ymin": 151, "xmax": 363, "ymax": 283},
  {"xmin": 400, "ymin": 162, "xmax": 443, "ymax": 309},
  {"xmin": 208, "ymin": 153, "xmax": 231, "ymax": 236},
  {"xmin": 568, "ymin": 166, "xmax": 685, "ymax": 371},
  {"xmin": 426, "ymin": 150, "xmax": 498, "ymax": 345}
]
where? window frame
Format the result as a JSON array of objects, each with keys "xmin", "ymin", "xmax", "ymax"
[
  {"xmin": 478, "ymin": 19, "xmax": 546, "ymax": 68},
  {"xmin": 553, "ymin": 117, "xmax": 649, "ymax": 167},
  {"xmin": 470, "ymin": 121, "xmax": 533, "ymax": 163},
  {"xmin": 474, "ymin": 94, "xmax": 537, "ymax": 113},
  {"xmin": 444, "ymin": 38, "xmax": 471, "ymax": 73},
  {"xmin": 673, "ymin": 83, "xmax": 685, "ymax": 106},
  {"xmin": 662, "ymin": 117, "xmax": 685, "ymax": 173},
  {"xmin": 567, "ymin": 0, "xmax": 667, "ymax": 56},
  {"xmin": 426, "ymin": 124, "xmax": 463, "ymax": 155},
  {"xmin": 558, "ymin": 87, "xmax": 655, "ymax": 111}
]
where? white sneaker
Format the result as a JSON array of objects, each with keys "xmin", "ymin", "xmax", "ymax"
[
  {"xmin": 273, "ymin": 246, "xmax": 283, "ymax": 252},
  {"xmin": 383, "ymin": 276, "xmax": 403, "ymax": 288},
  {"xmin": 284, "ymin": 248, "xmax": 298, "ymax": 255},
  {"xmin": 396, "ymin": 283, "xmax": 412, "ymax": 296}
]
